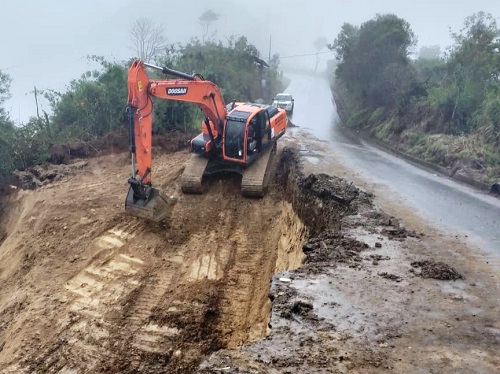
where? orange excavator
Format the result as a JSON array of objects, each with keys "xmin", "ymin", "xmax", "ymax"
[{"xmin": 125, "ymin": 60, "xmax": 288, "ymax": 221}]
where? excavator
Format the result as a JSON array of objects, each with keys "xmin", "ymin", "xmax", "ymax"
[{"xmin": 125, "ymin": 60, "xmax": 288, "ymax": 221}]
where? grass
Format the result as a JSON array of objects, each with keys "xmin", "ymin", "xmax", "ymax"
[
  {"xmin": 402, "ymin": 132, "xmax": 499, "ymax": 182},
  {"xmin": 369, "ymin": 107, "xmax": 385, "ymax": 123},
  {"xmin": 373, "ymin": 120, "xmax": 394, "ymax": 141}
]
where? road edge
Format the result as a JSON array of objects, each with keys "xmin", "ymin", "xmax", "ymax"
[{"xmin": 330, "ymin": 94, "xmax": 496, "ymax": 195}]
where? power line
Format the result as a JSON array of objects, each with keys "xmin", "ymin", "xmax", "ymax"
[
  {"xmin": 0, "ymin": 64, "xmax": 23, "ymax": 71},
  {"xmin": 279, "ymin": 51, "xmax": 334, "ymax": 59}
]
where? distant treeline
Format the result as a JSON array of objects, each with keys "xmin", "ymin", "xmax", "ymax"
[
  {"xmin": 330, "ymin": 12, "xmax": 500, "ymax": 182},
  {"xmin": 0, "ymin": 36, "xmax": 284, "ymax": 177}
]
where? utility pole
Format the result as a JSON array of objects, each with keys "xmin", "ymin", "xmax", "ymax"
[
  {"xmin": 268, "ymin": 35, "xmax": 272, "ymax": 64},
  {"xmin": 34, "ymin": 85, "xmax": 40, "ymax": 119}
]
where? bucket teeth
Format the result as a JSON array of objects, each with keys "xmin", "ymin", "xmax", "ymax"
[{"xmin": 125, "ymin": 185, "xmax": 169, "ymax": 222}]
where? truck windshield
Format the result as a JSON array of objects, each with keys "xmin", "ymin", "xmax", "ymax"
[
  {"xmin": 274, "ymin": 94, "xmax": 292, "ymax": 101},
  {"xmin": 224, "ymin": 119, "xmax": 245, "ymax": 159}
]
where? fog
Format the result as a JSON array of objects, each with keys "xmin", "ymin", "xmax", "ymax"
[{"xmin": 1, "ymin": 0, "xmax": 498, "ymax": 124}]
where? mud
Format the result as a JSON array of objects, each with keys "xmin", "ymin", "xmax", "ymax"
[
  {"xmin": 0, "ymin": 146, "xmax": 310, "ymax": 373},
  {"xmin": 12, "ymin": 161, "xmax": 89, "ymax": 189},
  {"xmin": 378, "ymin": 272, "xmax": 402, "ymax": 282},
  {"xmin": 276, "ymin": 148, "xmax": 371, "ymax": 237},
  {"xmin": 410, "ymin": 260, "xmax": 464, "ymax": 280},
  {"xmin": 0, "ymin": 133, "xmax": 499, "ymax": 373},
  {"xmin": 199, "ymin": 138, "xmax": 500, "ymax": 373}
]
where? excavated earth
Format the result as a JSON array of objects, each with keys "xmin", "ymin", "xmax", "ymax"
[
  {"xmin": 1, "ymin": 133, "xmax": 499, "ymax": 373},
  {"xmin": 0, "ymin": 145, "xmax": 308, "ymax": 373}
]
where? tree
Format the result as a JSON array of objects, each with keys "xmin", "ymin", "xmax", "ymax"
[
  {"xmin": 428, "ymin": 12, "xmax": 500, "ymax": 134},
  {"xmin": 0, "ymin": 118, "xmax": 15, "ymax": 176},
  {"xmin": 329, "ymin": 23, "xmax": 359, "ymax": 63},
  {"xmin": 0, "ymin": 35, "xmax": 288, "ymax": 178},
  {"xmin": 0, "ymin": 70, "xmax": 15, "ymax": 176},
  {"xmin": 129, "ymin": 18, "xmax": 167, "ymax": 62},
  {"xmin": 48, "ymin": 58, "xmax": 128, "ymax": 141},
  {"xmin": 313, "ymin": 36, "xmax": 328, "ymax": 73},
  {"xmin": 152, "ymin": 36, "xmax": 283, "ymax": 130},
  {"xmin": 418, "ymin": 45, "xmax": 441, "ymax": 60},
  {"xmin": 0, "ymin": 70, "xmax": 12, "ymax": 119},
  {"xmin": 331, "ymin": 14, "xmax": 416, "ymax": 109},
  {"xmin": 199, "ymin": 9, "xmax": 220, "ymax": 43},
  {"xmin": 269, "ymin": 53, "xmax": 280, "ymax": 69}
]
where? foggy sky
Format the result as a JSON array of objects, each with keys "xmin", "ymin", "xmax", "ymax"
[{"xmin": 1, "ymin": 0, "xmax": 499, "ymax": 124}]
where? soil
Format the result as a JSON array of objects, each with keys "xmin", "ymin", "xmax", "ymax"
[
  {"xmin": 0, "ymin": 130, "xmax": 498, "ymax": 373},
  {"xmin": 199, "ymin": 132, "xmax": 500, "ymax": 374},
  {"xmin": 410, "ymin": 260, "xmax": 464, "ymax": 281}
]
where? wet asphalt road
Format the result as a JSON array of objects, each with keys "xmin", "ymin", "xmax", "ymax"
[{"xmin": 284, "ymin": 74, "xmax": 500, "ymax": 254}]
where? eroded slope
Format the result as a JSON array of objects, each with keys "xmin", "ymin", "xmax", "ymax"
[{"xmin": 0, "ymin": 150, "xmax": 307, "ymax": 373}]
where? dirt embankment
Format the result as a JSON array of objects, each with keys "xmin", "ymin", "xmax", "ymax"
[
  {"xmin": 199, "ymin": 146, "xmax": 499, "ymax": 373},
  {"xmin": 0, "ymin": 141, "xmax": 498, "ymax": 373},
  {"xmin": 0, "ymin": 146, "xmax": 309, "ymax": 373}
]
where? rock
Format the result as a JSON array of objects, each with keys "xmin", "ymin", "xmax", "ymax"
[
  {"xmin": 490, "ymin": 182, "xmax": 500, "ymax": 196},
  {"xmin": 302, "ymin": 243, "xmax": 314, "ymax": 252}
]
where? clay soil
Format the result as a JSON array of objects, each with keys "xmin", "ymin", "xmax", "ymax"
[{"xmin": 0, "ymin": 131, "xmax": 499, "ymax": 373}]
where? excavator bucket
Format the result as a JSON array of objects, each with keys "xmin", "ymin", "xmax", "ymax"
[{"xmin": 124, "ymin": 185, "xmax": 169, "ymax": 222}]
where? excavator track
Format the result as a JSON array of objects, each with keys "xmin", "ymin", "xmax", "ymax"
[
  {"xmin": 181, "ymin": 153, "xmax": 210, "ymax": 194},
  {"xmin": 241, "ymin": 143, "xmax": 277, "ymax": 198}
]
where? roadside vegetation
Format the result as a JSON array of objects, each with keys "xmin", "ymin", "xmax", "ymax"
[
  {"xmin": 0, "ymin": 36, "xmax": 284, "ymax": 184},
  {"xmin": 330, "ymin": 12, "xmax": 500, "ymax": 183}
]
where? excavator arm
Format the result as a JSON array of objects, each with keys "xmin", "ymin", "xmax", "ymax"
[{"xmin": 125, "ymin": 60, "xmax": 228, "ymax": 221}]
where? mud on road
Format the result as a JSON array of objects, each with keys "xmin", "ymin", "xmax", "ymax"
[
  {"xmin": 0, "ymin": 138, "xmax": 499, "ymax": 373},
  {"xmin": 199, "ymin": 142, "xmax": 499, "ymax": 373}
]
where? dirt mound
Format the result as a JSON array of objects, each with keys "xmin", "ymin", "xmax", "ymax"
[
  {"xmin": 270, "ymin": 283, "xmax": 320, "ymax": 324},
  {"xmin": 411, "ymin": 260, "xmax": 464, "ymax": 280},
  {"xmin": 363, "ymin": 211, "xmax": 420, "ymax": 240},
  {"xmin": 0, "ymin": 146, "xmax": 310, "ymax": 373},
  {"xmin": 301, "ymin": 173, "xmax": 361, "ymax": 205},
  {"xmin": 276, "ymin": 147, "xmax": 372, "ymax": 236},
  {"xmin": 378, "ymin": 272, "xmax": 402, "ymax": 282},
  {"xmin": 12, "ymin": 161, "xmax": 88, "ymax": 189},
  {"xmin": 302, "ymin": 231, "xmax": 369, "ymax": 265},
  {"xmin": 491, "ymin": 182, "xmax": 500, "ymax": 196},
  {"xmin": 48, "ymin": 131, "xmax": 194, "ymax": 165}
]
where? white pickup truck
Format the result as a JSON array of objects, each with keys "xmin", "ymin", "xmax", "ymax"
[{"xmin": 272, "ymin": 93, "xmax": 294, "ymax": 114}]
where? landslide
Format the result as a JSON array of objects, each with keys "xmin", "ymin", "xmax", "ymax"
[
  {"xmin": 0, "ymin": 146, "xmax": 309, "ymax": 373},
  {"xmin": 199, "ymin": 140, "xmax": 499, "ymax": 374}
]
